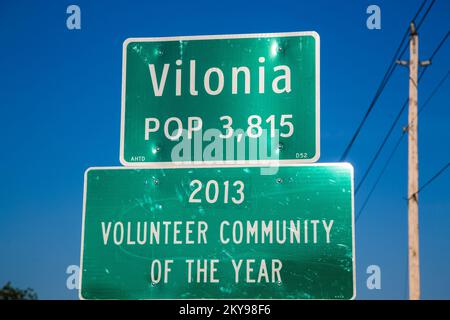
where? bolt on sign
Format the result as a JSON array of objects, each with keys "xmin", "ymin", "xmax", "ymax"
[
  {"xmin": 120, "ymin": 32, "xmax": 320, "ymax": 166},
  {"xmin": 79, "ymin": 164, "xmax": 355, "ymax": 299}
]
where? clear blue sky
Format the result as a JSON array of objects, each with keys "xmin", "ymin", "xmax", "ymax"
[{"xmin": 0, "ymin": 0, "xmax": 449, "ymax": 299}]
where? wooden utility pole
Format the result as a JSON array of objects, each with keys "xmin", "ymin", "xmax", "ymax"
[{"xmin": 407, "ymin": 22, "xmax": 420, "ymax": 300}]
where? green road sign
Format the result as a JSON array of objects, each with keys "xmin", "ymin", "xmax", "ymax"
[
  {"xmin": 80, "ymin": 164, "xmax": 355, "ymax": 300},
  {"xmin": 120, "ymin": 32, "xmax": 320, "ymax": 166}
]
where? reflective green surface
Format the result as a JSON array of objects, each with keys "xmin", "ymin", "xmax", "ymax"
[
  {"xmin": 80, "ymin": 164, "xmax": 354, "ymax": 299},
  {"xmin": 121, "ymin": 32, "xmax": 319, "ymax": 165}
]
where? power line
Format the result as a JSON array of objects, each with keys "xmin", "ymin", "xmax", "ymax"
[
  {"xmin": 339, "ymin": 29, "xmax": 407, "ymax": 161},
  {"xmin": 354, "ymin": 31, "xmax": 449, "ymax": 194},
  {"xmin": 412, "ymin": 0, "xmax": 429, "ymax": 22},
  {"xmin": 356, "ymin": 70, "xmax": 450, "ymax": 222},
  {"xmin": 412, "ymin": 162, "xmax": 450, "ymax": 198},
  {"xmin": 415, "ymin": 0, "xmax": 436, "ymax": 30},
  {"xmin": 339, "ymin": 0, "xmax": 428, "ymax": 161},
  {"xmin": 356, "ymin": 133, "xmax": 405, "ymax": 221},
  {"xmin": 428, "ymin": 30, "xmax": 449, "ymax": 61},
  {"xmin": 416, "ymin": 31, "xmax": 448, "ymax": 84},
  {"xmin": 418, "ymin": 70, "xmax": 449, "ymax": 115},
  {"xmin": 355, "ymin": 99, "xmax": 407, "ymax": 194},
  {"xmin": 339, "ymin": 40, "xmax": 405, "ymax": 161}
]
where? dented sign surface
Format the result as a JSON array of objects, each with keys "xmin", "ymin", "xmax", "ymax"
[
  {"xmin": 120, "ymin": 32, "xmax": 320, "ymax": 166},
  {"xmin": 80, "ymin": 164, "xmax": 354, "ymax": 300}
]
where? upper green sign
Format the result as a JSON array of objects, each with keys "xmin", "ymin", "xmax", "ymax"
[
  {"xmin": 120, "ymin": 32, "xmax": 320, "ymax": 166},
  {"xmin": 80, "ymin": 164, "xmax": 354, "ymax": 300}
]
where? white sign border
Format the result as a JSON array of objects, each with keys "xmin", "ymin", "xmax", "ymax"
[
  {"xmin": 119, "ymin": 31, "xmax": 321, "ymax": 167},
  {"xmin": 79, "ymin": 163, "xmax": 355, "ymax": 300}
]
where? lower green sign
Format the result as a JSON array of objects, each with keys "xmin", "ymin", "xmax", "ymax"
[{"xmin": 80, "ymin": 164, "xmax": 355, "ymax": 299}]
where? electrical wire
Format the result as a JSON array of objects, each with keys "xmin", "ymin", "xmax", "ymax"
[
  {"xmin": 413, "ymin": 162, "xmax": 450, "ymax": 197},
  {"xmin": 355, "ymin": 31, "xmax": 449, "ymax": 195},
  {"xmin": 356, "ymin": 70, "xmax": 450, "ymax": 222},
  {"xmin": 339, "ymin": 0, "xmax": 429, "ymax": 161}
]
